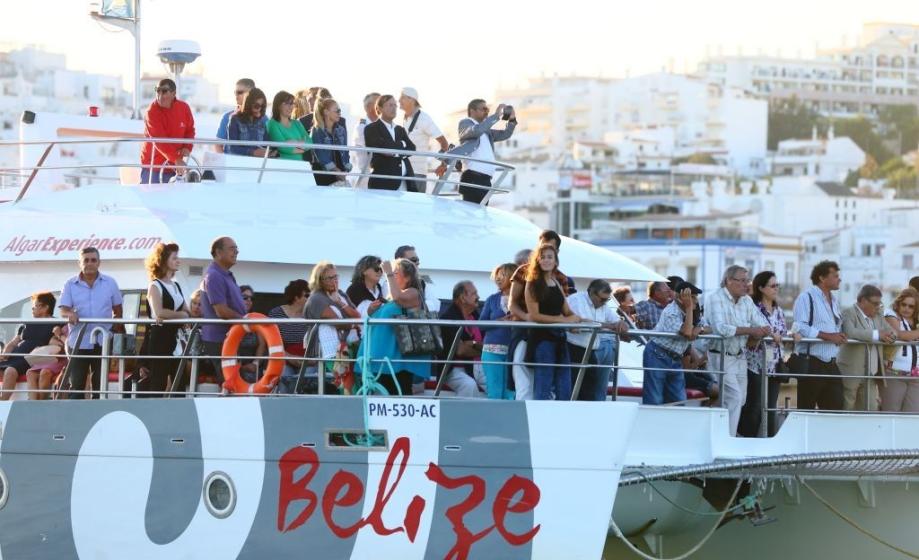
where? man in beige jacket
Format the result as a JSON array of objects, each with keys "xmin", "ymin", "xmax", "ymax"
[{"xmin": 838, "ymin": 284, "xmax": 897, "ymax": 411}]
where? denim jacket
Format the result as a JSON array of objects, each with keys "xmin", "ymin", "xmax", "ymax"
[
  {"xmin": 227, "ymin": 114, "xmax": 269, "ymax": 156},
  {"xmin": 311, "ymin": 124, "xmax": 351, "ymax": 171}
]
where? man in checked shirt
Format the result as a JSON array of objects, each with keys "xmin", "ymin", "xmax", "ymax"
[{"xmin": 705, "ymin": 265, "xmax": 774, "ymax": 436}]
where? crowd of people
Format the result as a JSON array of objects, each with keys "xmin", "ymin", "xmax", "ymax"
[
  {"xmin": 1, "ymin": 234, "xmax": 918, "ymax": 433},
  {"xmin": 139, "ymin": 78, "xmax": 517, "ymax": 203}
]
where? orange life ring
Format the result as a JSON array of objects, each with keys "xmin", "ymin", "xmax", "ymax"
[{"xmin": 221, "ymin": 313, "xmax": 285, "ymax": 394}]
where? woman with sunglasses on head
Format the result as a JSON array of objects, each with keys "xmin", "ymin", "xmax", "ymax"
[
  {"xmin": 346, "ymin": 255, "xmax": 386, "ymax": 318},
  {"xmin": 227, "ymin": 88, "xmax": 276, "ymax": 158},
  {"xmin": 310, "ymin": 98, "xmax": 351, "ymax": 186},
  {"xmin": 266, "ymin": 90, "xmax": 312, "ymax": 162},
  {"xmin": 882, "ymin": 288, "xmax": 919, "ymax": 412}
]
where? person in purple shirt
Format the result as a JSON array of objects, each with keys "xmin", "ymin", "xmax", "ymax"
[
  {"xmin": 59, "ymin": 247, "xmax": 124, "ymax": 399},
  {"xmin": 200, "ymin": 236, "xmax": 247, "ymax": 384}
]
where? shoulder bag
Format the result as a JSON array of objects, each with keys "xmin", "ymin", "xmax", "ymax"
[{"xmin": 394, "ymin": 296, "xmax": 443, "ymax": 357}]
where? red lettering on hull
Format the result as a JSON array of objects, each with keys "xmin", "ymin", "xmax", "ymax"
[{"xmin": 276, "ymin": 436, "xmax": 541, "ymax": 558}]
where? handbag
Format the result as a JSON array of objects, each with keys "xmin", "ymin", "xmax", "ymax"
[
  {"xmin": 395, "ymin": 299, "xmax": 443, "ymax": 357},
  {"xmin": 786, "ymin": 293, "xmax": 815, "ymax": 380},
  {"xmin": 25, "ymin": 344, "xmax": 62, "ymax": 368}
]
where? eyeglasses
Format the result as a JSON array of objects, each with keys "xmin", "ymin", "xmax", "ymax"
[
  {"xmin": 373, "ymin": 266, "xmax": 383, "ymax": 273},
  {"xmin": 408, "ymin": 257, "xmax": 420, "ymax": 265},
  {"xmin": 252, "ymin": 103, "xmax": 265, "ymax": 110},
  {"xmin": 241, "ymin": 295, "xmax": 253, "ymax": 301},
  {"xmin": 766, "ymin": 283, "xmax": 780, "ymax": 289},
  {"xmin": 322, "ymin": 274, "xmax": 339, "ymax": 282},
  {"xmin": 731, "ymin": 277, "xmax": 751, "ymax": 284},
  {"xmin": 867, "ymin": 299, "xmax": 883, "ymax": 307},
  {"xmin": 333, "ymin": 108, "xmax": 341, "ymax": 114},
  {"xmin": 155, "ymin": 87, "xmax": 174, "ymax": 94}
]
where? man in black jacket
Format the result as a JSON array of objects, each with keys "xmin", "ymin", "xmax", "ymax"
[{"xmin": 364, "ymin": 94, "xmax": 417, "ymax": 191}]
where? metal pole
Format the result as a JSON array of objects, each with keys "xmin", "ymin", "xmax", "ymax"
[
  {"xmin": 611, "ymin": 334, "xmax": 621, "ymax": 402},
  {"xmin": 759, "ymin": 340, "xmax": 769, "ymax": 438},
  {"xmin": 293, "ymin": 326, "xmax": 317, "ymax": 395},
  {"xmin": 132, "ymin": 0, "xmax": 141, "ymax": 119},
  {"xmin": 571, "ymin": 329, "xmax": 598, "ymax": 401},
  {"xmin": 433, "ymin": 328, "xmax": 464, "ymax": 397},
  {"xmin": 94, "ymin": 329, "xmax": 112, "ymax": 400}
]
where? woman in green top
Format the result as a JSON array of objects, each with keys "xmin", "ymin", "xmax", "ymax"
[{"xmin": 266, "ymin": 90, "xmax": 312, "ymax": 161}]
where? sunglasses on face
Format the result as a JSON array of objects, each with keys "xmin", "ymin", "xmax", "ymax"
[
  {"xmin": 408, "ymin": 257, "xmax": 420, "ymax": 265},
  {"xmin": 242, "ymin": 295, "xmax": 253, "ymax": 301},
  {"xmin": 373, "ymin": 266, "xmax": 383, "ymax": 273},
  {"xmin": 252, "ymin": 103, "xmax": 265, "ymax": 110}
]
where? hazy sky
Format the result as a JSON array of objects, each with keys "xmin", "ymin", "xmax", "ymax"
[{"xmin": 1, "ymin": 0, "xmax": 916, "ymax": 121}]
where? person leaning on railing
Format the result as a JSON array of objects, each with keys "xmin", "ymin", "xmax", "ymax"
[
  {"xmin": 140, "ymin": 78, "xmax": 195, "ymax": 184},
  {"xmin": 354, "ymin": 258, "xmax": 432, "ymax": 396},
  {"xmin": 478, "ymin": 263, "xmax": 518, "ymax": 400},
  {"xmin": 137, "ymin": 242, "xmax": 190, "ymax": 397},
  {"xmin": 742, "ymin": 271, "xmax": 788, "ymax": 436},
  {"xmin": 524, "ymin": 244, "xmax": 582, "ymax": 401},
  {"xmin": 792, "ymin": 260, "xmax": 848, "ymax": 411},
  {"xmin": 310, "ymin": 98, "xmax": 352, "ymax": 186},
  {"xmin": 566, "ymin": 279, "xmax": 629, "ymax": 402},
  {"xmin": 642, "ymin": 282, "xmax": 702, "ymax": 405},
  {"xmin": 304, "ymin": 262, "xmax": 359, "ymax": 393},
  {"xmin": 706, "ymin": 265, "xmax": 772, "ymax": 437},
  {"xmin": 227, "ymin": 88, "xmax": 275, "ymax": 158},
  {"xmin": 881, "ymin": 288, "xmax": 919, "ymax": 412},
  {"xmin": 59, "ymin": 247, "xmax": 124, "ymax": 399},
  {"xmin": 837, "ymin": 284, "xmax": 897, "ymax": 412},
  {"xmin": 266, "ymin": 90, "xmax": 312, "ymax": 162}
]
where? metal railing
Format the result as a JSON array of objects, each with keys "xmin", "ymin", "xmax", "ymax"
[
  {"xmin": 2, "ymin": 316, "xmax": 917, "ymax": 430},
  {"xmin": 0, "ymin": 137, "xmax": 516, "ymax": 205}
]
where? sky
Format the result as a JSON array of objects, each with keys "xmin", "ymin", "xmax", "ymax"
[{"xmin": 1, "ymin": 0, "xmax": 917, "ymax": 122}]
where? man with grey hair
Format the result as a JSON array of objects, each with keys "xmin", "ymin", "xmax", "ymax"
[
  {"xmin": 352, "ymin": 92, "xmax": 380, "ymax": 188},
  {"xmin": 566, "ymin": 279, "xmax": 629, "ymax": 400},
  {"xmin": 705, "ymin": 265, "xmax": 772, "ymax": 436},
  {"xmin": 838, "ymin": 284, "xmax": 897, "ymax": 411}
]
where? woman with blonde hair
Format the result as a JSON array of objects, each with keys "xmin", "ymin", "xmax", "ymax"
[
  {"xmin": 311, "ymin": 97, "xmax": 351, "ymax": 186},
  {"xmin": 139, "ymin": 242, "xmax": 189, "ymax": 396},
  {"xmin": 882, "ymin": 288, "xmax": 919, "ymax": 411}
]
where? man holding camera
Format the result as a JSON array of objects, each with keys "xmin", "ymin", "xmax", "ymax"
[{"xmin": 449, "ymin": 99, "xmax": 517, "ymax": 204}]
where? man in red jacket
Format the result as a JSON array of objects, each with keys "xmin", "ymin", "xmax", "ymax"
[{"xmin": 140, "ymin": 79, "xmax": 196, "ymax": 184}]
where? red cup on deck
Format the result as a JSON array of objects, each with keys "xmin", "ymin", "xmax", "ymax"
[{"xmin": 89, "ymin": 106, "xmax": 99, "ymax": 117}]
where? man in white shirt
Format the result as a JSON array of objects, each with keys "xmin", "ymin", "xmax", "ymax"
[
  {"xmin": 447, "ymin": 98, "xmax": 517, "ymax": 204},
  {"xmin": 705, "ymin": 265, "xmax": 772, "ymax": 436},
  {"xmin": 567, "ymin": 280, "xmax": 629, "ymax": 401},
  {"xmin": 399, "ymin": 87, "xmax": 448, "ymax": 194},
  {"xmin": 352, "ymin": 92, "xmax": 380, "ymax": 189}
]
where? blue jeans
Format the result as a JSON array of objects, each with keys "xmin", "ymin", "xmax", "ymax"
[
  {"xmin": 482, "ymin": 350, "xmax": 514, "ymax": 399},
  {"xmin": 140, "ymin": 167, "xmax": 176, "ymax": 184},
  {"xmin": 642, "ymin": 343, "xmax": 686, "ymax": 404},
  {"xmin": 568, "ymin": 340, "xmax": 616, "ymax": 401},
  {"xmin": 533, "ymin": 341, "xmax": 571, "ymax": 401}
]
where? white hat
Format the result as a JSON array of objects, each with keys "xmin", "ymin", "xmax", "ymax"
[{"xmin": 400, "ymin": 86, "xmax": 419, "ymax": 101}]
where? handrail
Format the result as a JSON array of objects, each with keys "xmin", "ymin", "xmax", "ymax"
[{"xmin": 4, "ymin": 136, "xmax": 517, "ymax": 205}]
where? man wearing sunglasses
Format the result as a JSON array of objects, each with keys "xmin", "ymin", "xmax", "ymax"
[
  {"xmin": 215, "ymin": 78, "xmax": 256, "ymax": 153},
  {"xmin": 140, "ymin": 78, "xmax": 196, "ymax": 183}
]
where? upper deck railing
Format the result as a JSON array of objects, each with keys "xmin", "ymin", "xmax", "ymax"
[{"xmin": 0, "ymin": 137, "xmax": 516, "ymax": 205}]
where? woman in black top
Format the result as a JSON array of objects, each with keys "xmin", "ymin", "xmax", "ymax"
[
  {"xmin": 524, "ymin": 244, "xmax": 581, "ymax": 401},
  {"xmin": 346, "ymin": 255, "xmax": 386, "ymax": 318},
  {"xmin": 140, "ymin": 242, "xmax": 190, "ymax": 396},
  {"xmin": 0, "ymin": 291, "xmax": 58, "ymax": 400}
]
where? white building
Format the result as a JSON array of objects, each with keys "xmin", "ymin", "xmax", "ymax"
[
  {"xmin": 139, "ymin": 73, "xmax": 222, "ymax": 115},
  {"xmin": 802, "ymin": 206, "xmax": 919, "ymax": 304},
  {"xmin": 699, "ymin": 22, "xmax": 919, "ymax": 117},
  {"xmin": 771, "ymin": 127, "xmax": 866, "ymax": 182}
]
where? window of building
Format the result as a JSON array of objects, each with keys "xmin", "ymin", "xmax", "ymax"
[
  {"xmin": 785, "ymin": 262, "xmax": 795, "ymax": 286},
  {"xmin": 724, "ymin": 257, "xmax": 735, "ymax": 267},
  {"xmin": 686, "ymin": 266, "xmax": 698, "ymax": 285},
  {"xmin": 904, "ymin": 254, "xmax": 915, "ymax": 270},
  {"xmin": 861, "ymin": 245, "xmax": 871, "ymax": 256},
  {"xmin": 765, "ymin": 260, "xmax": 775, "ymax": 272}
]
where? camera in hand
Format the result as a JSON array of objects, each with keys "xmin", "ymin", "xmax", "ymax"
[{"xmin": 502, "ymin": 105, "xmax": 514, "ymax": 120}]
